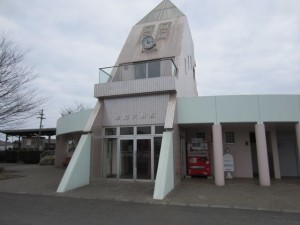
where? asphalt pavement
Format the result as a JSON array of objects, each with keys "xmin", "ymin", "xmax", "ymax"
[
  {"xmin": 1, "ymin": 192, "xmax": 300, "ymax": 225},
  {"xmin": 0, "ymin": 163, "xmax": 300, "ymax": 214}
]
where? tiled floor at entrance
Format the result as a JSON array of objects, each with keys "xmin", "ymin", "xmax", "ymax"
[
  {"xmin": 164, "ymin": 177, "xmax": 300, "ymax": 212},
  {"xmin": 62, "ymin": 180, "xmax": 156, "ymax": 203}
]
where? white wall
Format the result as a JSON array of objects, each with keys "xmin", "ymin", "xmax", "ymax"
[
  {"xmin": 56, "ymin": 109, "xmax": 93, "ymax": 135},
  {"xmin": 222, "ymin": 127, "xmax": 253, "ymax": 178},
  {"xmin": 178, "ymin": 95, "xmax": 300, "ymax": 124}
]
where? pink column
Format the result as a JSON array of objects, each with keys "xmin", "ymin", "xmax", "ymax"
[
  {"xmin": 270, "ymin": 129, "xmax": 281, "ymax": 179},
  {"xmin": 212, "ymin": 124, "xmax": 225, "ymax": 186},
  {"xmin": 255, "ymin": 124, "xmax": 271, "ymax": 186},
  {"xmin": 295, "ymin": 123, "xmax": 300, "ymax": 166}
]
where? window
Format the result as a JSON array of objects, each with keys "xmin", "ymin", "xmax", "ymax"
[
  {"xmin": 225, "ymin": 132, "xmax": 235, "ymax": 144},
  {"xmin": 160, "ymin": 23, "xmax": 169, "ymax": 30},
  {"xmin": 134, "ymin": 61, "xmax": 161, "ymax": 79},
  {"xmin": 134, "ymin": 63, "xmax": 146, "ymax": 79},
  {"xmin": 120, "ymin": 127, "xmax": 134, "ymax": 135},
  {"xmin": 156, "ymin": 22, "xmax": 171, "ymax": 40},
  {"xmin": 148, "ymin": 61, "xmax": 161, "ymax": 78},
  {"xmin": 105, "ymin": 128, "xmax": 116, "ymax": 136},
  {"xmin": 155, "ymin": 126, "xmax": 164, "ymax": 134},
  {"xmin": 67, "ymin": 140, "xmax": 77, "ymax": 153},
  {"xmin": 137, "ymin": 126, "xmax": 151, "ymax": 134},
  {"xmin": 158, "ymin": 32, "xmax": 167, "ymax": 39}
]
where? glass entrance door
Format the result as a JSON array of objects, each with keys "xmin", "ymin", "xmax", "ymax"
[
  {"xmin": 120, "ymin": 139, "xmax": 134, "ymax": 179},
  {"xmin": 119, "ymin": 138, "xmax": 152, "ymax": 180},
  {"xmin": 104, "ymin": 139, "xmax": 117, "ymax": 178},
  {"xmin": 136, "ymin": 139, "xmax": 151, "ymax": 180}
]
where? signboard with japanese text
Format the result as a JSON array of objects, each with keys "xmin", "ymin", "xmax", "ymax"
[{"xmin": 223, "ymin": 153, "xmax": 234, "ymax": 172}]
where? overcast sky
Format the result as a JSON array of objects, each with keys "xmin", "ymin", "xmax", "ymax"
[{"xmin": 0, "ymin": 0, "xmax": 300, "ymax": 133}]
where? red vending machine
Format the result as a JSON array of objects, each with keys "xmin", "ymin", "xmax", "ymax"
[{"xmin": 187, "ymin": 138, "xmax": 211, "ymax": 176}]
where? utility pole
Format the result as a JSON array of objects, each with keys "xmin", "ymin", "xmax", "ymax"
[{"xmin": 37, "ymin": 109, "xmax": 46, "ymax": 150}]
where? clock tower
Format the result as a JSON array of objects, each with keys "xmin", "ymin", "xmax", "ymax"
[{"xmin": 57, "ymin": 0, "xmax": 198, "ymax": 200}]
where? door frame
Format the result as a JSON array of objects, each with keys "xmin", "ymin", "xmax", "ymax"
[{"xmin": 118, "ymin": 137, "xmax": 153, "ymax": 181}]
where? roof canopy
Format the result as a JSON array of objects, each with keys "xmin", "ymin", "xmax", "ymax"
[{"xmin": 0, "ymin": 128, "xmax": 56, "ymax": 137}]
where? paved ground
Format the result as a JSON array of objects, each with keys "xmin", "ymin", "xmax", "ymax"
[
  {"xmin": 0, "ymin": 163, "xmax": 300, "ymax": 213},
  {"xmin": 1, "ymin": 192, "xmax": 300, "ymax": 225},
  {"xmin": 0, "ymin": 163, "xmax": 64, "ymax": 195}
]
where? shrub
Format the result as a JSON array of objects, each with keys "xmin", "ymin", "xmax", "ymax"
[
  {"xmin": 4, "ymin": 150, "xmax": 18, "ymax": 163},
  {"xmin": 0, "ymin": 151, "xmax": 5, "ymax": 162},
  {"xmin": 18, "ymin": 150, "xmax": 43, "ymax": 164}
]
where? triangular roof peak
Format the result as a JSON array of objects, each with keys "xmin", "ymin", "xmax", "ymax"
[{"xmin": 137, "ymin": 0, "xmax": 185, "ymax": 25}]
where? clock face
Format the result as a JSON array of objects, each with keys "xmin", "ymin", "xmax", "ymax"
[{"xmin": 142, "ymin": 36, "xmax": 155, "ymax": 49}]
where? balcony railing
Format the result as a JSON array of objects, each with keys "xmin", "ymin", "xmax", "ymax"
[{"xmin": 99, "ymin": 58, "xmax": 177, "ymax": 84}]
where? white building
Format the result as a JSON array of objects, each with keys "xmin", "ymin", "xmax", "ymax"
[
  {"xmin": 55, "ymin": 0, "xmax": 300, "ymax": 200},
  {"xmin": 0, "ymin": 140, "xmax": 13, "ymax": 151}
]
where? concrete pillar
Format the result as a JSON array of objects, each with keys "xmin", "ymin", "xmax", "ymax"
[
  {"xmin": 5, "ymin": 134, "xmax": 7, "ymax": 151},
  {"xmin": 295, "ymin": 123, "xmax": 300, "ymax": 166},
  {"xmin": 48, "ymin": 136, "xmax": 51, "ymax": 150},
  {"xmin": 270, "ymin": 129, "xmax": 281, "ymax": 179},
  {"xmin": 212, "ymin": 124, "xmax": 225, "ymax": 186},
  {"xmin": 18, "ymin": 136, "xmax": 21, "ymax": 150},
  {"xmin": 55, "ymin": 135, "xmax": 68, "ymax": 168},
  {"xmin": 91, "ymin": 134, "xmax": 102, "ymax": 181},
  {"xmin": 255, "ymin": 124, "xmax": 271, "ymax": 186}
]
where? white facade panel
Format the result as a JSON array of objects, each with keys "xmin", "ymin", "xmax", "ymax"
[
  {"xmin": 102, "ymin": 94, "xmax": 169, "ymax": 126},
  {"xmin": 259, "ymin": 95, "xmax": 300, "ymax": 122},
  {"xmin": 57, "ymin": 134, "xmax": 91, "ymax": 192},
  {"xmin": 177, "ymin": 97, "xmax": 216, "ymax": 124},
  {"xmin": 56, "ymin": 109, "xmax": 93, "ymax": 135},
  {"xmin": 216, "ymin": 96, "xmax": 260, "ymax": 123},
  {"xmin": 177, "ymin": 95, "xmax": 300, "ymax": 124},
  {"xmin": 94, "ymin": 76, "xmax": 176, "ymax": 98}
]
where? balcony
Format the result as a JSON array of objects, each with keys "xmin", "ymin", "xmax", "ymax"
[{"xmin": 95, "ymin": 58, "xmax": 177, "ymax": 98}]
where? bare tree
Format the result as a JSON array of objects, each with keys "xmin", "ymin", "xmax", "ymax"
[
  {"xmin": 60, "ymin": 102, "xmax": 90, "ymax": 117},
  {"xmin": 0, "ymin": 34, "xmax": 44, "ymax": 128}
]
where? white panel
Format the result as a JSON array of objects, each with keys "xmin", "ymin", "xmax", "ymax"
[
  {"xmin": 153, "ymin": 131, "xmax": 174, "ymax": 200},
  {"xmin": 83, "ymin": 102, "xmax": 101, "ymax": 132},
  {"xmin": 177, "ymin": 95, "xmax": 300, "ymax": 124},
  {"xmin": 103, "ymin": 94, "xmax": 169, "ymax": 126},
  {"xmin": 57, "ymin": 134, "xmax": 91, "ymax": 192},
  {"xmin": 259, "ymin": 95, "xmax": 300, "ymax": 122},
  {"xmin": 95, "ymin": 76, "xmax": 176, "ymax": 98},
  {"xmin": 177, "ymin": 97, "xmax": 217, "ymax": 124},
  {"xmin": 56, "ymin": 109, "xmax": 93, "ymax": 135},
  {"xmin": 216, "ymin": 96, "xmax": 259, "ymax": 123},
  {"xmin": 164, "ymin": 93, "xmax": 176, "ymax": 129}
]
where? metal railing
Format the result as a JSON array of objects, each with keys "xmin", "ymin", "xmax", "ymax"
[{"xmin": 99, "ymin": 58, "xmax": 177, "ymax": 84}]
